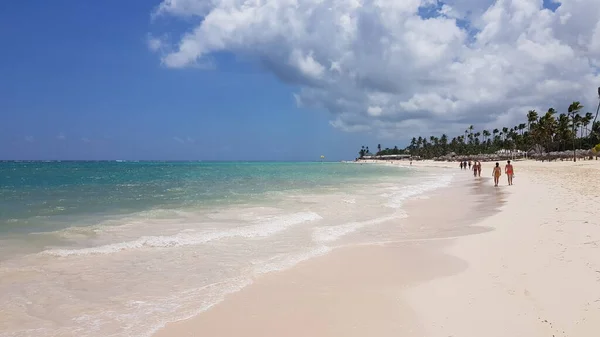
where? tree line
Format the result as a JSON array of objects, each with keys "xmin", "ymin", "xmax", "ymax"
[{"xmin": 359, "ymin": 101, "xmax": 600, "ymax": 159}]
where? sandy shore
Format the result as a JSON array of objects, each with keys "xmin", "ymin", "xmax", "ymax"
[{"xmin": 154, "ymin": 159, "xmax": 600, "ymax": 337}]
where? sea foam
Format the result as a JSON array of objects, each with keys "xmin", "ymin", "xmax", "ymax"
[
  {"xmin": 42, "ymin": 211, "xmax": 323, "ymax": 257},
  {"xmin": 312, "ymin": 215, "xmax": 404, "ymax": 243},
  {"xmin": 383, "ymin": 173, "xmax": 454, "ymax": 209}
]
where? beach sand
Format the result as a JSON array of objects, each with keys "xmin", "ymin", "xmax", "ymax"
[{"xmin": 154, "ymin": 159, "xmax": 600, "ymax": 337}]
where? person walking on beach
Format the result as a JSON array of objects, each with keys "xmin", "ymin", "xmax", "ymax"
[
  {"xmin": 492, "ymin": 162, "xmax": 502, "ymax": 187},
  {"xmin": 505, "ymin": 160, "xmax": 514, "ymax": 186},
  {"xmin": 477, "ymin": 161, "xmax": 482, "ymax": 177},
  {"xmin": 468, "ymin": 161, "xmax": 472, "ymax": 170},
  {"xmin": 460, "ymin": 161, "xmax": 463, "ymax": 170},
  {"xmin": 473, "ymin": 161, "xmax": 478, "ymax": 177}
]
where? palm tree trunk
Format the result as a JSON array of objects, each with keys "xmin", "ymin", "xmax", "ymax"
[{"xmin": 572, "ymin": 120, "xmax": 576, "ymax": 162}]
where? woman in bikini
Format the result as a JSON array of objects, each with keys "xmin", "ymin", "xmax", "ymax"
[
  {"xmin": 492, "ymin": 162, "xmax": 501, "ymax": 187},
  {"xmin": 505, "ymin": 160, "xmax": 514, "ymax": 185}
]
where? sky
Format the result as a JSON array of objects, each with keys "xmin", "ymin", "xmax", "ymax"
[{"xmin": 1, "ymin": 0, "xmax": 599, "ymax": 161}]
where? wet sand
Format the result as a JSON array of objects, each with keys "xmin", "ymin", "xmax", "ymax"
[{"xmin": 154, "ymin": 171, "xmax": 505, "ymax": 336}]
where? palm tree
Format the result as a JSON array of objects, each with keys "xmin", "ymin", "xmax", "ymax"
[
  {"xmin": 357, "ymin": 100, "xmax": 600, "ymax": 160},
  {"xmin": 527, "ymin": 110, "xmax": 538, "ymax": 131},
  {"xmin": 359, "ymin": 145, "xmax": 366, "ymax": 158},
  {"xmin": 440, "ymin": 134, "xmax": 448, "ymax": 154},
  {"xmin": 556, "ymin": 113, "xmax": 571, "ymax": 150},
  {"xmin": 573, "ymin": 113, "xmax": 583, "ymax": 138},
  {"xmin": 502, "ymin": 127, "xmax": 509, "ymax": 142},
  {"xmin": 583, "ymin": 112, "xmax": 593, "ymax": 137},
  {"xmin": 568, "ymin": 102, "xmax": 584, "ymax": 161},
  {"xmin": 482, "ymin": 130, "xmax": 491, "ymax": 144}
]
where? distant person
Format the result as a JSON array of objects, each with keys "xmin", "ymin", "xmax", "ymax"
[
  {"xmin": 505, "ymin": 160, "xmax": 514, "ymax": 186},
  {"xmin": 492, "ymin": 162, "xmax": 502, "ymax": 187},
  {"xmin": 468, "ymin": 161, "xmax": 472, "ymax": 170},
  {"xmin": 473, "ymin": 161, "xmax": 478, "ymax": 177},
  {"xmin": 460, "ymin": 162, "xmax": 463, "ymax": 170},
  {"xmin": 477, "ymin": 161, "xmax": 482, "ymax": 177}
]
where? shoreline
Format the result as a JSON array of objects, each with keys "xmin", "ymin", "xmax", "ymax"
[
  {"xmin": 0, "ymin": 162, "xmax": 462, "ymax": 337},
  {"xmin": 152, "ymin": 168, "xmax": 506, "ymax": 336},
  {"xmin": 153, "ymin": 159, "xmax": 600, "ymax": 337}
]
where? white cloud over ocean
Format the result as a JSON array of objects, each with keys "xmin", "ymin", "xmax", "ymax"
[{"xmin": 149, "ymin": 0, "xmax": 600, "ymax": 138}]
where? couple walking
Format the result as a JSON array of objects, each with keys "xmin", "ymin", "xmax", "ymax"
[
  {"xmin": 472, "ymin": 161, "xmax": 482, "ymax": 177},
  {"xmin": 492, "ymin": 160, "xmax": 515, "ymax": 187}
]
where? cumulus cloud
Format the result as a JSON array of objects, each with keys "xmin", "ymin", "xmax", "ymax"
[{"xmin": 150, "ymin": 0, "xmax": 600, "ymax": 138}]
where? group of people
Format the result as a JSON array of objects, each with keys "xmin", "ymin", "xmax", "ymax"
[
  {"xmin": 459, "ymin": 160, "xmax": 482, "ymax": 177},
  {"xmin": 460, "ymin": 160, "xmax": 515, "ymax": 187}
]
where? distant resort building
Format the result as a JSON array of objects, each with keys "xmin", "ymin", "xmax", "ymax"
[
  {"xmin": 362, "ymin": 154, "xmax": 412, "ymax": 160},
  {"xmin": 495, "ymin": 149, "xmax": 527, "ymax": 159}
]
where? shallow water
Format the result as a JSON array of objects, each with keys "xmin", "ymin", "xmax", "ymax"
[{"xmin": 0, "ymin": 161, "xmax": 455, "ymax": 337}]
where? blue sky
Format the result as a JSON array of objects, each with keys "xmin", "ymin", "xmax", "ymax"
[
  {"xmin": 0, "ymin": 1, "xmax": 371, "ymax": 161},
  {"xmin": 0, "ymin": 0, "xmax": 591, "ymax": 161}
]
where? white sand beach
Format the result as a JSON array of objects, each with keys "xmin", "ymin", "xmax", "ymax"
[
  {"xmin": 406, "ymin": 159, "xmax": 600, "ymax": 337},
  {"xmin": 153, "ymin": 159, "xmax": 600, "ymax": 337}
]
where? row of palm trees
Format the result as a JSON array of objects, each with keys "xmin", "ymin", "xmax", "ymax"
[{"xmin": 359, "ymin": 101, "xmax": 600, "ymax": 159}]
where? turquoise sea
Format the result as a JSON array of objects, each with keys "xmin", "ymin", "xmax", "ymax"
[
  {"xmin": 0, "ymin": 161, "xmax": 454, "ymax": 337},
  {"xmin": 1, "ymin": 161, "xmax": 416, "ymax": 233}
]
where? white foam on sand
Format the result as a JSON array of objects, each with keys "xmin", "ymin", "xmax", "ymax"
[
  {"xmin": 42, "ymin": 212, "xmax": 323, "ymax": 257},
  {"xmin": 312, "ymin": 215, "xmax": 405, "ymax": 243},
  {"xmin": 383, "ymin": 173, "xmax": 454, "ymax": 209},
  {"xmin": 252, "ymin": 246, "xmax": 333, "ymax": 275}
]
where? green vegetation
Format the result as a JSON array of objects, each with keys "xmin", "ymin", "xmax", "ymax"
[{"xmin": 359, "ymin": 101, "xmax": 600, "ymax": 159}]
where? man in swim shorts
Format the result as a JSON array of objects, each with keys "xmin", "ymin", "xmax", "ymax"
[
  {"xmin": 505, "ymin": 160, "xmax": 514, "ymax": 185},
  {"xmin": 493, "ymin": 162, "xmax": 501, "ymax": 187}
]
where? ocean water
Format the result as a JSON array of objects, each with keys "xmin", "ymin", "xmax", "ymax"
[{"xmin": 0, "ymin": 161, "xmax": 454, "ymax": 337}]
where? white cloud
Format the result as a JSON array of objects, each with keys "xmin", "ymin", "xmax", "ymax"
[
  {"xmin": 147, "ymin": 35, "xmax": 164, "ymax": 52},
  {"xmin": 25, "ymin": 136, "xmax": 34, "ymax": 143},
  {"xmin": 57, "ymin": 133, "xmax": 66, "ymax": 140},
  {"xmin": 367, "ymin": 106, "xmax": 383, "ymax": 116},
  {"xmin": 150, "ymin": 0, "xmax": 600, "ymax": 138},
  {"xmin": 173, "ymin": 136, "xmax": 195, "ymax": 144}
]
